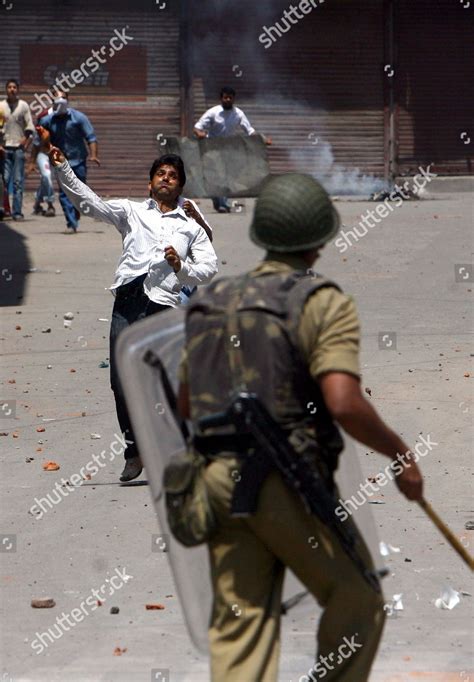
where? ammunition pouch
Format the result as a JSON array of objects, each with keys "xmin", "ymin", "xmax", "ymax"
[{"xmin": 163, "ymin": 448, "xmax": 217, "ymax": 547}]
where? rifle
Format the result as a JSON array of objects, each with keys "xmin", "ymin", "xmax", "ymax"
[{"xmin": 197, "ymin": 391, "xmax": 382, "ymax": 593}]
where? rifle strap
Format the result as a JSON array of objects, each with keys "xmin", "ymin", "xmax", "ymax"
[{"xmin": 225, "ymin": 275, "xmax": 251, "ymax": 393}]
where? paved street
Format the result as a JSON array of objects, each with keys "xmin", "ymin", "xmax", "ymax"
[{"xmin": 0, "ymin": 190, "xmax": 472, "ymax": 681}]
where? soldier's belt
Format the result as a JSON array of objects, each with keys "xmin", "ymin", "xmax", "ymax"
[{"xmin": 193, "ymin": 433, "xmax": 256, "ymax": 456}]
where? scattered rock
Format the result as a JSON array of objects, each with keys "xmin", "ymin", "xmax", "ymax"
[
  {"xmin": 110, "ymin": 606, "xmax": 120, "ymax": 614},
  {"xmin": 464, "ymin": 372, "xmax": 470, "ymax": 378},
  {"xmin": 113, "ymin": 647, "xmax": 127, "ymax": 656},
  {"xmin": 36, "ymin": 427, "xmax": 45, "ymax": 433},
  {"xmin": 99, "ymin": 360, "xmax": 109, "ymax": 368},
  {"xmin": 15, "ymin": 325, "xmax": 21, "ymax": 330},
  {"xmin": 90, "ymin": 433, "xmax": 101, "ymax": 440},
  {"xmin": 465, "ymin": 521, "xmax": 474, "ymax": 530},
  {"xmin": 12, "ymin": 433, "xmax": 19, "ymax": 439},
  {"xmin": 25, "ymin": 457, "xmax": 35, "ymax": 463},
  {"xmin": 145, "ymin": 604, "xmax": 165, "ymax": 610},
  {"xmin": 63, "ymin": 312, "xmax": 74, "ymax": 320},
  {"xmin": 31, "ymin": 598, "xmax": 56, "ymax": 608},
  {"xmin": 365, "ymin": 387, "xmax": 372, "ymax": 396},
  {"xmin": 41, "ymin": 328, "xmax": 51, "ymax": 334},
  {"xmin": 42, "ymin": 461, "xmax": 60, "ymax": 471}
]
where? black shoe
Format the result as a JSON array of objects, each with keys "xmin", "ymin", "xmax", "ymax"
[
  {"xmin": 120, "ymin": 457, "xmax": 143, "ymax": 482},
  {"xmin": 33, "ymin": 203, "xmax": 44, "ymax": 215},
  {"xmin": 12, "ymin": 214, "xmax": 25, "ymax": 221},
  {"xmin": 44, "ymin": 205, "xmax": 56, "ymax": 217}
]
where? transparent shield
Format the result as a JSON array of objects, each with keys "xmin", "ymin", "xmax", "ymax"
[{"xmin": 116, "ymin": 308, "xmax": 385, "ymax": 655}]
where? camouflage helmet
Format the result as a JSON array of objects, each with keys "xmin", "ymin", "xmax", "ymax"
[{"xmin": 250, "ymin": 173, "xmax": 340, "ymax": 252}]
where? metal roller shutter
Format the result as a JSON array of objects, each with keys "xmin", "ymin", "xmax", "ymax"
[
  {"xmin": 0, "ymin": 0, "xmax": 181, "ymax": 196},
  {"xmin": 396, "ymin": 0, "xmax": 474, "ymax": 175}
]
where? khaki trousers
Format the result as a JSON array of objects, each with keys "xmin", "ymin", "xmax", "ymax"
[{"xmin": 204, "ymin": 459, "xmax": 386, "ymax": 682}]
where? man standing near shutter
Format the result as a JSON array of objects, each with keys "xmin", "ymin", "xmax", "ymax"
[{"xmin": 0, "ymin": 79, "xmax": 35, "ymax": 221}]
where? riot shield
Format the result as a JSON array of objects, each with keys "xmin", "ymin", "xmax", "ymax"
[
  {"xmin": 115, "ymin": 308, "xmax": 385, "ymax": 655},
  {"xmin": 160, "ymin": 135, "xmax": 270, "ymax": 198}
]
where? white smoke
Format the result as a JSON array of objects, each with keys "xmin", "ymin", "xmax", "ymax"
[
  {"xmin": 298, "ymin": 139, "xmax": 388, "ymax": 196},
  {"xmin": 191, "ymin": 6, "xmax": 388, "ymax": 197}
]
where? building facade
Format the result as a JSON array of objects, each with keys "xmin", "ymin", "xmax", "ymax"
[{"xmin": 0, "ymin": 0, "xmax": 472, "ymax": 195}]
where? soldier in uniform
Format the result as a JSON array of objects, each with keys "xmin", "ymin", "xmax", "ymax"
[{"xmin": 177, "ymin": 173, "xmax": 423, "ymax": 681}]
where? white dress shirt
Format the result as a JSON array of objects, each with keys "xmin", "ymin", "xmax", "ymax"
[
  {"xmin": 194, "ymin": 105, "xmax": 255, "ymax": 138},
  {"xmin": 55, "ymin": 160, "xmax": 218, "ymax": 307}
]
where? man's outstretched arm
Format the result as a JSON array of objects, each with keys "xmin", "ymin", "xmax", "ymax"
[{"xmin": 41, "ymin": 128, "xmax": 127, "ymax": 231}]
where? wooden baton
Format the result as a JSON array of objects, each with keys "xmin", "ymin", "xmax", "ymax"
[{"xmin": 418, "ymin": 498, "xmax": 474, "ymax": 571}]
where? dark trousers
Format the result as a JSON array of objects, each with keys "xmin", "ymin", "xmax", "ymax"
[
  {"xmin": 109, "ymin": 274, "xmax": 171, "ymax": 461},
  {"xmin": 212, "ymin": 196, "xmax": 231, "ymax": 212}
]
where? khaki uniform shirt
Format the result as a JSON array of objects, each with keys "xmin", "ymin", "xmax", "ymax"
[{"xmin": 180, "ymin": 253, "xmax": 360, "ymax": 382}]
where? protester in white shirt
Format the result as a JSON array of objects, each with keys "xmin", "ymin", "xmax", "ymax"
[
  {"xmin": 0, "ymin": 79, "xmax": 35, "ymax": 220},
  {"xmin": 41, "ymin": 127, "xmax": 218, "ymax": 481},
  {"xmin": 194, "ymin": 86, "xmax": 271, "ymax": 213}
]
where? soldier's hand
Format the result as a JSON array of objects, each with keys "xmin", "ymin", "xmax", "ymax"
[
  {"xmin": 395, "ymin": 454, "xmax": 423, "ymax": 501},
  {"xmin": 164, "ymin": 245, "xmax": 181, "ymax": 273}
]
